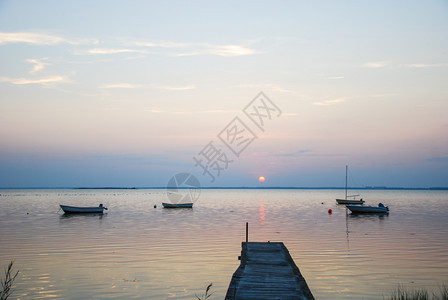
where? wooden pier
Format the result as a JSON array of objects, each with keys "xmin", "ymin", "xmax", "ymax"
[{"xmin": 225, "ymin": 242, "xmax": 315, "ymax": 300}]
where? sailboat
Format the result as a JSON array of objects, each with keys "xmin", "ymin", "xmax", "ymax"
[{"xmin": 336, "ymin": 165, "xmax": 365, "ymax": 205}]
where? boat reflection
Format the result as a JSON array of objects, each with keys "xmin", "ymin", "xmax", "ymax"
[
  {"xmin": 259, "ymin": 201, "xmax": 265, "ymax": 226},
  {"xmin": 59, "ymin": 213, "xmax": 106, "ymax": 220},
  {"xmin": 347, "ymin": 212, "xmax": 389, "ymax": 220}
]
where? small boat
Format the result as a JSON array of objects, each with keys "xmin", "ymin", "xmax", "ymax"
[
  {"xmin": 162, "ymin": 202, "xmax": 193, "ymax": 208},
  {"xmin": 346, "ymin": 203, "xmax": 389, "ymax": 214},
  {"xmin": 336, "ymin": 197, "xmax": 365, "ymax": 205},
  {"xmin": 60, "ymin": 204, "xmax": 107, "ymax": 214},
  {"xmin": 336, "ymin": 165, "xmax": 365, "ymax": 205}
]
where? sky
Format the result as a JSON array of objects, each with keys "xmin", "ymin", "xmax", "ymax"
[{"xmin": 0, "ymin": 0, "xmax": 447, "ymax": 188}]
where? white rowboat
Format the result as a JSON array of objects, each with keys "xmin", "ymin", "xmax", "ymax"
[
  {"xmin": 336, "ymin": 198, "xmax": 365, "ymax": 205},
  {"xmin": 162, "ymin": 202, "xmax": 193, "ymax": 208},
  {"xmin": 60, "ymin": 204, "xmax": 107, "ymax": 214}
]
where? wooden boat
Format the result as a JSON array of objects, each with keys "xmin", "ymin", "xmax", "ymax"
[
  {"xmin": 336, "ymin": 197, "xmax": 365, "ymax": 205},
  {"xmin": 346, "ymin": 203, "xmax": 389, "ymax": 214},
  {"xmin": 162, "ymin": 202, "xmax": 193, "ymax": 208},
  {"xmin": 60, "ymin": 204, "xmax": 107, "ymax": 214},
  {"xmin": 336, "ymin": 165, "xmax": 365, "ymax": 205}
]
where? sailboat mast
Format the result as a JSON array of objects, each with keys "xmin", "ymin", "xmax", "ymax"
[{"xmin": 345, "ymin": 165, "xmax": 348, "ymax": 200}]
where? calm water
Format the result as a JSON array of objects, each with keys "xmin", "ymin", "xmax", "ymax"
[{"xmin": 0, "ymin": 189, "xmax": 447, "ymax": 299}]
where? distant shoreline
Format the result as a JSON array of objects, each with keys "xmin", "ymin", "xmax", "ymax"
[{"xmin": 1, "ymin": 186, "xmax": 447, "ymax": 190}]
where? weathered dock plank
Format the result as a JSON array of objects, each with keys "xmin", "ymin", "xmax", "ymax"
[{"xmin": 225, "ymin": 242, "xmax": 314, "ymax": 300}]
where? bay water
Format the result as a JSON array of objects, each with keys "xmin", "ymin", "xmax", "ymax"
[{"xmin": 0, "ymin": 189, "xmax": 447, "ymax": 299}]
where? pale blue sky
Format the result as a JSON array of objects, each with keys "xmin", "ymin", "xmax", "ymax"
[{"xmin": 1, "ymin": 0, "xmax": 447, "ymax": 188}]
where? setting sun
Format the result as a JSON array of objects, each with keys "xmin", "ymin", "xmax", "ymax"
[{"xmin": 258, "ymin": 176, "xmax": 266, "ymax": 183}]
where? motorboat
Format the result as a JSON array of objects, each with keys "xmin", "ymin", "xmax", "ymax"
[{"xmin": 346, "ymin": 203, "xmax": 389, "ymax": 214}]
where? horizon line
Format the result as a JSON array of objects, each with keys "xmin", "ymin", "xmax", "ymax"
[{"xmin": 1, "ymin": 186, "xmax": 447, "ymax": 190}]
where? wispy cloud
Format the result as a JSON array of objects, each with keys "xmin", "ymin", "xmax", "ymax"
[
  {"xmin": 98, "ymin": 83, "xmax": 195, "ymax": 90},
  {"xmin": 151, "ymin": 84, "xmax": 196, "ymax": 90},
  {"xmin": 265, "ymin": 84, "xmax": 295, "ymax": 93},
  {"xmin": 363, "ymin": 61, "xmax": 387, "ymax": 68},
  {"xmin": 362, "ymin": 62, "xmax": 448, "ymax": 69},
  {"xmin": 0, "ymin": 31, "xmax": 97, "ymax": 45},
  {"xmin": 148, "ymin": 109, "xmax": 165, "ymax": 114},
  {"xmin": 176, "ymin": 44, "xmax": 258, "ymax": 57},
  {"xmin": 0, "ymin": 32, "xmax": 259, "ymax": 58},
  {"xmin": 148, "ymin": 107, "xmax": 237, "ymax": 115},
  {"xmin": 0, "ymin": 75, "xmax": 69, "ymax": 85},
  {"xmin": 123, "ymin": 39, "xmax": 259, "ymax": 57},
  {"xmin": 405, "ymin": 63, "xmax": 448, "ymax": 68},
  {"xmin": 0, "ymin": 31, "xmax": 71, "ymax": 45},
  {"xmin": 317, "ymin": 73, "xmax": 345, "ymax": 80},
  {"xmin": 78, "ymin": 43, "xmax": 256, "ymax": 57},
  {"xmin": 129, "ymin": 41, "xmax": 187, "ymax": 48},
  {"xmin": 172, "ymin": 109, "xmax": 234, "ymax": 115},
  {"xmin": 237, "ymin": 83, "xmax": 295, "ymax": 93},
  {"xmin": 313, "ymin": 98, "xmax": 346, "ymax": 106},
  {"xmin": 83, "ymin": 48, "xmax": 147, "ymax": 55},
  {"xmin": 99, "ymin": 83, "xmax": 142, "ymax": 89},
  {"xmin": 26, "ymin": 58, "xmax": 49, "ymax": 73},
  {"xmin": 274, "ymin": 149, "xmax": 313, "ymax": 157}
]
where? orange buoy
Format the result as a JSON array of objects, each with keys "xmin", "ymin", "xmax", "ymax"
[{"xmin": 328, "ymin": 209, "xmax": 332, "ymax": 214}]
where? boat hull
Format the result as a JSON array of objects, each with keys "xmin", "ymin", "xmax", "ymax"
[
  {"xmin": 60, "ymin": 205, "xmax": 106, "ymax": 214},
  {"xmin": 336, "ymin": 199, "xmax": 365, "ymax": 205},
  {"xmin": 346, "ymin": 205, "xmax": 389, "ymax": 213},
  {"xmin": 162, "ymin": 202, "xmax": 193, "ymax": 208}
]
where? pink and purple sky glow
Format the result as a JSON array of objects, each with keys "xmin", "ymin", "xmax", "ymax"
[{"xmin": 1, "ymin": 1, "xmax": 447, "ymax": 188}]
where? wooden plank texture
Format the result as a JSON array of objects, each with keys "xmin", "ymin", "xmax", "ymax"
[{"xmin": 225, "ymin": 242, "xmax": 314, "ymax": 300}]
